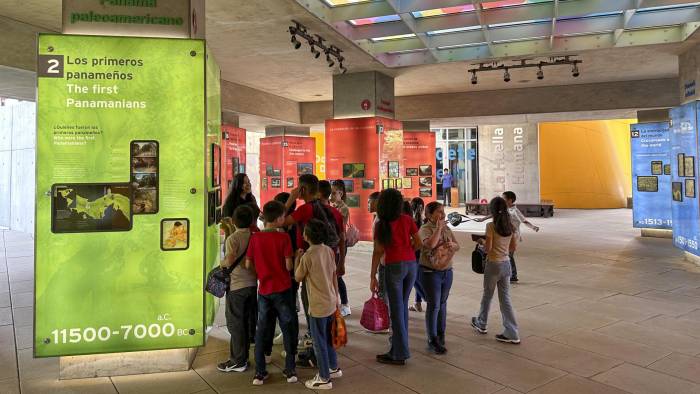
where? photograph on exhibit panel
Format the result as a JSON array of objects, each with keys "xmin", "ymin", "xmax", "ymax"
[
  {"xmin": 207, "ymin": 192, "xmax": 216, "ymax": 226},
  {"xmin": 362, "ymin": 179, "xmax": 375, "ymax": 189},
  {"xmin": 678, "ymin": 153, "xmax": 685, "ymax": 177},
  {"xmin": 419, "ymin": 177, "xmax": 432, "ymax": 187},
  {"xmin": 343, "ymin": 163, "xmax": 366, "ymax": 178},
  {"xmin": 297, "ymin": 163, "xmax": 314, "ymax": 175},
  {"xmin": 271, "ymin": 178, "xmax": 281, "ymax": 188},
  {"xmin": 672, "ymin": 182, "xmax": 683, "ymax": 202},
  {"xmin": 131, "ymin": 141, "xmax": 157, "ymax": 158},
  {"xmin": 636, "ymin": 176, "xmax": 658, "ymax": 192},
  {"xmin": 419, "ymin": 187, "xmax": 432, "ymax": 197},
  {"xmin": 52, "ymin": 183, "xmax": 132, "ymax": 233},
  {"xmin": 651, "ymin": 161, "xmax": 663, "ymax": 175},
  {"xmin": 406, "ymin": 168, "xmax": 419, "ymax": 176},
  {"xmin": 272, "ymin": 168, "xmax": 281, "ymax": 177},
  {"xmin": 343, "ymin": 180, "xmax": 354, "ymax": 193},
  {"xmin": 382, "ymin": 179, "xmax": 390, "ymax": 189},
  {"xmin": 403, "ymin": 178, "xmax": 412, "ymax": 189},
  {"xmin": 161, "ymin": 218, "xmax": 189, "ymax": 251},
  {"xmin": 684, "ymin": 156, "xmax": 695, "ymax": 177},
  {"xmin": 132, "ymin": 173, "xmax": 157, "ymax": 189},
  {"xmin": 388, "ymin": 179, "xmax": 396, "ymax": 189},
  {"xmin": 232, "ymin": 158, "xmax": 239, "ymax": 178},
  {"xmin": 266, "ymin": 164, "xmax": 274, "ymax": 176},
  {"xmin": 419, "ymin": 165, "xmax": 432, "ymax": 176},
  {"xmin": 212, "ymin": 144, "xmax": 221, "ymax": 188},
  {"xmin": 131, "ymin": 157, "xmax": 157, "ymax": 173},
  {"xmin": 686, "ymin": 178, "xmax": 696, "ymax": 198},
  {"xmin": 287, "ymin": 177, "xmax": 294, "ymax": 188},
  {"xmin": 239, "ymin": 164, "xmax": 246, "ymax": 174},
  {"xmin": 664, "ymin": 164, "xmax": 671, "ymax": 175},
  {"xmin": 346, "ymin": 194, "xmax": 360, "ymax": 208},
  {"xmin": 388, "ymin": 161, "xmax": 400, "ymax": 178},
  {"xmin": 262, "ymin": 177, "xmax": 268, "ymax": 190},
  {"xmin": 133, "ymin": 188, "xmax": 157, "ymax": 214},
  {"xmin": 395, "ymin": 178, "xmax": 402, "ymax": 189}
]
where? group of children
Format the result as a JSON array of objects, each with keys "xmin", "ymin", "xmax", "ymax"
[
  {"xmin": 218, "ymin": 174, "xmax": 345, "ymax": 389},
  {"xmin": 218, "ymin": 169, "xmax": 539, "ymax": 386}
]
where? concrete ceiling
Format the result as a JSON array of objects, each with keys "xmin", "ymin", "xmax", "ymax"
[{"xmin": 0, "ymin": 0, "xmax": 695, "ymax": 103}]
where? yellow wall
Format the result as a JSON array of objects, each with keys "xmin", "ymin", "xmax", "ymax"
[
  {"xmin": 311, "ymin": 130, "xmax": 326, "ymax": 180},
  {"xmin": 539, "ymin": 119, "xmax": 635, "ymax": 208}
]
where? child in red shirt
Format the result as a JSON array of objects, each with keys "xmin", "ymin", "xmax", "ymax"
[{"xmin": 246, "ymin": 200, "xmax": 297, "ymax": 385}]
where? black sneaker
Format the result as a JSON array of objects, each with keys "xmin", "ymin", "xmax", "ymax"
[
  {"xmin": 283, "ymin": 369, "xmax": 298, "ymax": 383},
  {"xmin": 428, "ymin": 338, "xmax": 446, "ymax": 355},
  {"xmin": 437, "ymin": 334, "xmax": 446, "ymax": 347},
  {"xmin": 471, "ymin": 317, "xmax": 487, "ymax": 334},
  {"xmin": 376, "ymin": 353, "xmax": 405, "ymax": 365},
  {"xmin": 252, "ymin": 372, "xmax": 269, "ymax": 385},
  {"xmin": 510, "ymin": 277, "xmax": 519, "ymax": 283},
  {"xmin": 495, "ymin": 334, "xmax": 521, "ymax": 344},
  {"xmin": 217, "ymin": 359, "xmax": 247, "ymax": 372}
]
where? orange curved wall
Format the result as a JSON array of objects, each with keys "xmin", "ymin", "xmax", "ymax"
[{"xmin": 539, "ymin": 120, "xmax": 635, "ymax": 208}]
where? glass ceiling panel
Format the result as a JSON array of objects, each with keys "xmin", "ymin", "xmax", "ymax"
[
  {"xmin": 371, "ymin": 33, "xmax": 417, "ymax": 41},
  {"xmin": 481, "ymin": 0, "xmax": 551, "ymax": 9},
  {"xmin": 488, "ymin": 18, "xmax": 550, "ymax": 28},
  {"xmin": 349, "ymin": 14, "xmax": 401, "ymax": 25},
  {"xmin": 323, "ymin": 0, "xmax": 371, "ymax": 6},
  {"xmin": 412, "ymin": 5, "xmax": 474, "ymax": 18},
  {"xmin": 427, "ymin": 25, "xmax": 483, "ymax": 36}
]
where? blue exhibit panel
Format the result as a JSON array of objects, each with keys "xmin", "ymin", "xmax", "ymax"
[
  {"xmin": 631, "ymin": 122, "xmax": 671, "ymax": 229},
  {"xmin": 670, "ymin": 102, "xmax": 700, "ymax": 254}
]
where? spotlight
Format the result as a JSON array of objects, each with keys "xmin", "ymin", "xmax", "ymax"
[
  {"xmin": 503, "ymin": 68, "xmax": 511, "ymax": 82},
  {"xmin": 310, "ymin": 45, "xmax": 320, "ymax": 58},
  {"xmin": 536, "ymin": 66, "xmax": 544, "ymax": 80},
  {"xmin": 470, "ymin": 71, "xmax": 477, "ymax": 85},
  {"xmin": 291, "ymin": 35, "xmax": 301, "ymax": 49},
  {"xmin": 326, "ymin": 54, "xmax": 335, "ymax": 67},
  {"xmin": 572, "ymin": 63, "xmax": 580, "ymax": 77}
]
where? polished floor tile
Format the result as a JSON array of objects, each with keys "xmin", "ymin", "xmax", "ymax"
[{"xmin": 592, "ymin": 363, "xmax": 700, "ymax": 394}]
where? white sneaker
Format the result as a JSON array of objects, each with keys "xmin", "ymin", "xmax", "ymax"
[
  {"xmin": 305, "ymin": 374, "xmax": 332, "ymax": 390},
  {"xmin": 340, "ymin": 305, "xmax": 351, "ymax": 317},
  {"xmin": 273, "ymin": 332, "xmax": 284, "ymax": 345},
  {"xmin": 330, "ymin": 368, "xmax": 343, "ymax": 379}
]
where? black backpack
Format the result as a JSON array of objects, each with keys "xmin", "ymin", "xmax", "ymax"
[
  {"xmin": 308, "ymin": 200, "xmax": 340, "ymax": 250},
  {"xmin": 471, "ymin": 244, "xmax": 486, "ymax": 274}
]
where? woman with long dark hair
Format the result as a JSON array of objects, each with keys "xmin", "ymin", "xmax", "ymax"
[
  {"xmin": 408, "ymin": 197, "xmax": 426, "ymax": 313},
  {"xmin": 471, "ymin": 196, "xmax": 520, "ymax": 344},
  {"xmin": 223, "ymin": 174, "xmax": 259, "ymax": 224},
  {"xmin": 369, "ymin": 189, "xmax": 422, "ymax": 365}
]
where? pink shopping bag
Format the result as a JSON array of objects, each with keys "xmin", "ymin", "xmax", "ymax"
[{"xmin": 360, "ymin": 292, "xmax": 390, "ymax": 332}]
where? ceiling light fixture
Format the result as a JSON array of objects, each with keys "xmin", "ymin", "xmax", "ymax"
[
  {"xmin": 288, "ymin": 20, "xmax": 348, "ymax": 74},
  {"xmin": 468, "ymin": 56, "xmax": 581, "ymax": 86}
]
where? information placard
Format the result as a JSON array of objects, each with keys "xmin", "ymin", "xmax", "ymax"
[
  {"xmin": 630, "ymin": 122, "xmax": 672, "ymax": 229},
  {"xmin": 35, "ymin": 34, "xmax": 207, "ymax": 357},
  {"xmin": 670, "ymin": 102, "xmax": 700, "ymax": 254}
]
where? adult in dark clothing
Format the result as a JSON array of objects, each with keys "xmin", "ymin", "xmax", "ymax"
[{"xmin": 223, "ymin": 173, "xmax": 260, "ymax": 220}]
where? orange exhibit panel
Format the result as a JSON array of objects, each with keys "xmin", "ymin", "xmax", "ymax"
[
  {"xmin": 326, "ymin": 117, "xmax": 403, "ymax": 241},
  {"xmin": 221, "ymin": 125, "xmax": 246, "ymax": 201},
  {"xmin": 402, "ymin": 131, "xmax": 436, "ymax": 202},
  {"xmin": 259, "ymin": 135, "xmax": 316, "ymax": 204}
]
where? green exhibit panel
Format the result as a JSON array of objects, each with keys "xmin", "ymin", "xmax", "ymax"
[{"xmin": 35, "ymin": 34, "xmax": 219, "ymax": 357}]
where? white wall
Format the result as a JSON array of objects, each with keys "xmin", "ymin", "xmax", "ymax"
[
  {"xmin": 246, "ymin": 130, "xmax": 264, "ymax": 201},
  {"xmin": 0, "ymin": 99, "xmax": 35, "ymax": 234}
]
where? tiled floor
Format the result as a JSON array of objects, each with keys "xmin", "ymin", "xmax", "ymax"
[{"xmin": 2, "ymin": 209, "xmax": 700, "ymax": 393}]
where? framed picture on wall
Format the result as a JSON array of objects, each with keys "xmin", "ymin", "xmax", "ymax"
[
  {"xmin": 686, "ymin": 178, "xmax": 696, "ymax": 198},
  {"xmin": 651, "ymin": 161, "xmax": 663, "ymax": 175},
  {"xmin": 382, "ymin": 179, "xmax": 390, "ymax": 190},
  {"xmin": 395, "ymin": 178, "xmax": 402, "ymax": 189},
  {"xmin": 406, "ymin": 168, "xmax": 418, "ymax": 176},
  {"xmin": 343, "ymin": 163, "xmax": 366, "ymax": 178},
  {"xmin": 362, "ymin": 179, "xmax": 375, "ymax": 189},
  {"xmin": 678, "ymin": 153, "xmax": 686, "ymax": 177},
  {"xmin": 211, "ymin": 144, "xmax": 221, "ymax": 188},
  {"xmin": 343, "ymin": 180, "xmax": 354, "ymax": 193},
  {"xmin": 262, "ymin": 177, "xmax": 268, "ymax": 190},
  {"xmin": 684, "ymin": 156, "xmax": 695, "ymax": 177},
  {"xmin": 272, "ymin": 169, "xmax": 281, "ymax": 177},
  {"xmin": 271, "ymin": 178, "xmax": 281, "ymax": 188},
  {"xmin": 419, "ymin": 177, "xmax": 432, "ymax": 187},
  {"xmin": 388, "ymin": 161, "xmax": 400, "ymax": 179},
  {"xmin": 297, "ymin": 163, "xmax": 314, "ymax": 175},
  {"xmin": 664, "ymin": 164, "xmax": 671, "ymax": 175},
  {"xmin": 346, "ymin": 194, "xmax": 360, "ymax": 208},
  {"xmin": 266, "ymin": 164, "xmax": 273, "ymax": 176},
  {"xmin": 672, "ymin": 181, "xmax": 683, "ymax": 202},
  {"xmin": 402, "ymin": 178, "xmax": 412, "ymax": 189},
  {"xmin": 287, "ymin": 177, "xmax": 294, "ymax": 188},
  {"xmin": 419, "ymin": 187, "xmax": 432, "ymax": 197},
  {"xmin": 636, "ymin": 176, "xmax": 658, "ymax": 192},
  {"xmin": 419, "ymin": 165, "xmax": 432, "ymax": 176}
]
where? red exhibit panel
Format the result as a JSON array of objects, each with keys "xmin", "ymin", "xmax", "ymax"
[
  {"xmin": 259, "ymin": 135, "xmax": 315, "ymax": 204},
  {"xmin": 402, "ymin": 131, "xmax": 436, "ymax": 202},
  {"xmin": 221, "ymin": 125, "xmax": 246, "ymax": 201},
  {"xmin": 326, "ymin": 117, "xmax": 403, "ymax": 241}
]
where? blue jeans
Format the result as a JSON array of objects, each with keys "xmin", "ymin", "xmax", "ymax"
[
  {"xmin": 309, "ymin": 315, "xmax": 338, "ymax": 380},
  {"xmin": 255, "ymin": 288, "xmax": 297, "ymax": 374},
  {"xmin": 384, "ymin": 260, "xmax": 418, "ymax": 360},
  {"xmin": 413, "ymin": 251, "xmax": 425, "ymax": 303},
  {"xmin": 421, "ymin": 268, "xmax": 453, "ymax": 340}
]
